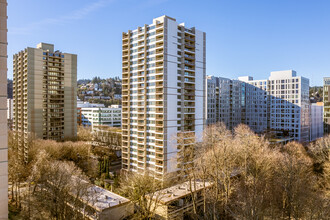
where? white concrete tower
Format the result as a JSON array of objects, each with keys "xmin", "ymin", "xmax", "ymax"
[{"xmin": 122, "ymin": 16, "xmax": 206, "ymax": 180}]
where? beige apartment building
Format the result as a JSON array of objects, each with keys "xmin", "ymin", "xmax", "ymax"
[
  {"xmin": 0, "ymin": 0, "xmax": 8, "ymax": 218},
  {"xmin": 13, "ymin": 43, "xmax": 77, "ymax": 160},
  {"xmin": 122, "ymin": 16, "xmax": 206, "ymax": 180}
]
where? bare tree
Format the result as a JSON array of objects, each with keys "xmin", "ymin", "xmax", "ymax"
[
  {"xmin": 28, "ymin": 151, "xmax": 92, "ymax": 220},
  {"xmin": 272, "ymin": 142, "xmax": 315, "ymax": 219},
  {"xmin": 77, "ymin": 125, "xmax": 93, "ymax": 142},
  {"xmin": 232, "ymin": 124, "xmax": 278, "ymax": 219},
  {"xmin": 199, "ymin": 123, "xmax": 238, "ymax": 219},
  {"xmin": 118, "ymin": 172, "xmax": 163, "ymax": 219}
]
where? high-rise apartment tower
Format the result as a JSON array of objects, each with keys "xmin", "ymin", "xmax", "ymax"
[
  {"xmin": 122, "ymin": 16, "xmax": 206, "ymax": 180},
  {"xmin": 0, "ymin": 0, "xmax": 8, "ymax": 217},
  {"xmin": 13, "ymin": 43, "xmax": 77, "ymax": 160}
]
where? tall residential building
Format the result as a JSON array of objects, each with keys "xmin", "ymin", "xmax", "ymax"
[
  {"xmin": 310, "ymin": 102, "xmax": 323, "ymax": 141},
  {"xmin": 13, "ymin": 43, "xmax": 77, "ymax": 160},
  {"xmin": 207, "ymin": 70, "xmax": 310, "ymax": 142},
  {"xmin": 0, "ymin": 0, "xmax": 8, "ymax": 217},
  {"xmin": 323, "ymin": 77, "xmax": 330, "ymax": 134},
  {"xmin": 268, "ymin": 70, "xmax": 310, "ymax": 142},
  {"xmin": 122, "ymin": 16, "xmax": 206, "ymax": 179}
]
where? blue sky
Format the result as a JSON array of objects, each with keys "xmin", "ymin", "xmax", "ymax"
[{"xmin": 8, "ymin": 0, "xmax": 330, "ymax": 86}]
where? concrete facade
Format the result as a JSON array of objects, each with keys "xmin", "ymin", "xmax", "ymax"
[
  {"xmin": 206, "ymin": 76, "xmax": 243, "ymax": 130},
  {"xmin": 122, "ymin": 16, "xmax": 206, "ymax": 180},
  {"xmin": 80, "ymin": 184, "xmax": 133, "ymax": 220},
  {"xmin": 13, "ymin": 43, "xmax": 77, "ymax": 160},
  {"xmin": 80, "ymin": 107, "xmax": 121, "ymax": 129},
  {"xmin": 0, "ymin": 0, "xmax": 8, "ymax": 218},
  {"xmin": 148, "ymin": 181, "xmax": 212, "ymax": 220},
  {"xmin": 310, "ymin": 102, "xmax": 323, "ymax": 141},
  {"xmin": 207, "ymin": 70, "xmax": 310, "ymax": 142},
  {"xmin": 6, "ymin": 99, "xmax": 12, "ymax": 120}
]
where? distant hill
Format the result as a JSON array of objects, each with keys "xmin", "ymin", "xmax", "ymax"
[{"xmin": 77, "ymin": 76, "xmax": 122, "ymax": 107}]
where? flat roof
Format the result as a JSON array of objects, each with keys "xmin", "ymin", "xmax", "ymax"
[
  {"xmin": 148, "ymin": 180, "xmax": 212, "ymax": 204},
  {"xmin": 84, "ymin": 185, "xmax": 130, "ymax": 211}
]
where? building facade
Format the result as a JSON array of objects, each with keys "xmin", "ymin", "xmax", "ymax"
[
  {"xmin": 207, "ymin": 70, "xmax": 310, "ymax": 142},
  {"xmin": 80, "ymin": 107, "xmax": 121, "ymax": 129},
  {"xmin": 268, "ymin": 70, "xmax": 310, "ymax": 142},
  {"xmin": 13, "ymin": 43, "xmax": 77, "ymax": 160},
  {"xmin": 0, "ymin": 0, "xmax": 8, "ymax": 217},
  {"xmin": 122, "ymin": 15, "xmax": 206, "ymax": 179},
  {"xmin": 7, "ymin": 98, "xmax": 12, "ymax": 120},
  {"xmin": 240, "ymin": 78, "xmax": 268, "ymax": 133},
  {"xmin": 148, "ymin": 181, "xmax": 212, "ymax": 220},
  {"xmin": 7, "ymin": 98, "xmax": 13, "ymax": 130},
  {"xmin": 323, "ymin": 77, "xmax": 330, "ymax": 134},
  {"xmin": 310, "ymin": 102, "xmax": 323, "ymax": 141},
  {"xmin": 206, "ymin": 76, "xmax": 243, "ymax": 130}
]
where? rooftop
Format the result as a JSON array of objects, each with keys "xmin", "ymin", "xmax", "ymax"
[
  {"xmin": 84, "ymin": 184, "xmax": 130, "ymax": 211},
  {"xmin": 148, "ymin": 180, "xmax": 213, "ymax": 204}
]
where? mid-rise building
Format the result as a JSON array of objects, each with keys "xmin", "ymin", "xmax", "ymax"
[
  {"xmin": 122, "ymin": 15, "xmax": 206, "ymax": 179},
  {"xmin": 323, "ymin": 77, "xmax": 330, "ymax": 134},
  {"xmin": 13, "ymin": 43, "xmax": 77, "ymax": 160},
  {"xmin": 310, "ymin": 102, "xmax": 323, "ymax": 141},
  {"xmin": 206, "ymin": 76, "xmax": 243, "ymax": 130},
  {"xmin": 268, "ymin": 70, "xmax": 310, "ymax": 142},
  {"xmin": 0, "ymin": 0, "xmax": 8, "ymax": 217},
  {"xmin": 239, "ymin": 78, "xmax": 268, "ymax": 133},
  {"xmin": 80, "ymin": 107, "xmax": 121, "ymax": 128},
  {"xmin": 207, "ymin": 70, "xmax": 310, "ymax": 142}
]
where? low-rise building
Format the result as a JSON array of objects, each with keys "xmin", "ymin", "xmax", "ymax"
[
  {"xmin": 82, "ymin": 185, "xmax": 133, "ymax": 220},
  {"xmin": 310, "ymin": 102, "xmax": 323, "ymax": 141},
  {"xmin": 148, "ymin": 181, "xmax": 212, "ymax": 220},
  {"xmin": 77, "ymin": 101, "xmax": 106, "ymax": 126},
  {"xmin": 80, "ymin": 107, "xmax": 121, "ymax": 129},
  {"xmin": 66, "ymin": 178, "xmax": 133, "ymax": 220}
]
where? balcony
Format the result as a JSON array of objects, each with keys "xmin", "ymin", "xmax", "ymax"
[
  {"xmin": 185, "ymin": 42, "xmax": 195, "ymax": 49},
  {"xmin": 184, "ymin": 72, "xmax": 195, "ymax": 77},
  {"xmin": 184, "ymin": 60, "xmax": 194, "ymax": 66},
  {"xmin": 156, "ymin": 153, "xmax": 164, "ymax": 159},
  {"xmin": 156, "ymin": 82, "xmax": 163, "ymax": 87},
  {"xmin": 184, "ymin": 48, "xmax": 195, "ymax": 54},
  {"xmin": 156, "ymin": 29, "xmax": 164, "ymax": 36},
  {"xmin": 156, "ymin": 55, "xmax": 163, "ymax": 61},
  {"xmin": 185, "ymin": 36, "xmax": 195, "ymax": 42},
  {"xmin": 155, "ymin": 42, "xmax": 164, "ymax": 49},
  {"xmin": 155, "ymin": 35, "xmax": 163, "ymax": 42},
  {"xmin": 155, "ymin": 75, "xmax": 163, "ymax": 81}
]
